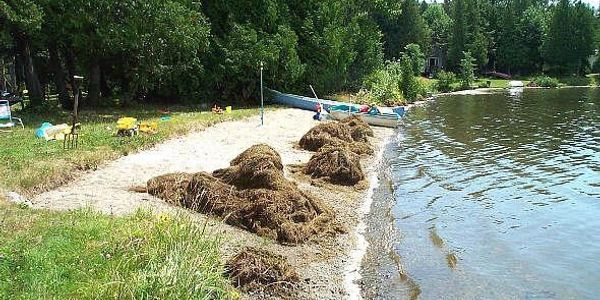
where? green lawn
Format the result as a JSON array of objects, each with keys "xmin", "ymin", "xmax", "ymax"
[
  {"xmin": 474, "ymin": 78, "xmax": 531, "ymax": 88},
  {"xmin": 1, "ymin": 104, "xmax": 260, "ymax": 195},
  {"xmin": 0, "ymin": 201, "xmax": 233, "ymax": 299}
]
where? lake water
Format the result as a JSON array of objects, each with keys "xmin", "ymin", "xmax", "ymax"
[{"xmin": 361, "ymin": 88, "xmax": 600, "ymax": 299}]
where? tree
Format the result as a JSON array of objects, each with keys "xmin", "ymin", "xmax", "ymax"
[
  {"xmin": 400, "ymin": 54, "xmax": 420, "ymax": 102},
  {"xmin": 448, "ymin": 0, "xmax": 489, "ymax": 70},
  {"xmin": 423, "ymin": 4, "xmax": 452, "ymax": 52},
  {"xmin": 459, "ymin": 51, "xmax": 476, "ymax": 88},
  {"xmin": 404, "ymin": 43, "xmax": 426, "ymax": 75},
  {"xmin": 397, "ymin": 0, "xmax": 430, "ymax": 54},
  {"xmin": 544, "ymin": 0, "xmax": 595, "ymax": 75},
  {"xmin": 0, "ymin": 0, "xmax": 44, "ymax": 105},
  {"xmin": 571, "ymin": 1, "xmax": 596, "ymax": 74},
  {"xmin": 379, "ymin": 0, "xmax": 429, "ymax": 58}
]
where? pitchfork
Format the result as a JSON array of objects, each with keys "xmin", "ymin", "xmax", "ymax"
[{"xmin": 64, "ymin": 75, "xmax": 83, "ymax": 149}]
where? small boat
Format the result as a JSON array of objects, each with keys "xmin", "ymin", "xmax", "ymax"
[
  {"xmin": 328, "ymin": 104, "xmax": 400, "ymax": 128},
  {"xmin": 270, "ymin": 90, "xmax": 406, "ymax": 116}
]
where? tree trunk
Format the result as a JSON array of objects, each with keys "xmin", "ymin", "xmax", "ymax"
[
  {"xmin": 8, "ymin": 55, "xmax": 17, "ymax": 91},
  {"xmin": 0, "ymin": 57, "xmax": 6, "ymax": 91},
  {"xmin": 48, "ymin": 43, "xmax": 72, "ymax": 109},
  {"xmin": 87, "ymin": 58, "xmax": 101, "ymax": 106},
  {"xmin": 100, "ymin": 66, "xmax": 111, "ymax": 97},
  {"xmin": 15, "ymin": 34, "xmax": 43, "ymax": 106}
]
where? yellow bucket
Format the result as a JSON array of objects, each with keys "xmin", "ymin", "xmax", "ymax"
[{"xmin": 225, "ymin": 106, "xmax": 232, "ymax": 114}]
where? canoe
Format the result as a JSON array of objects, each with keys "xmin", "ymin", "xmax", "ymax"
[
  {"xmin": 270, "ymin": 90, "xmax": 406, "ymax": 116},
  {"xmin": 329, "ymin": 104, "xmax": 400, "ymax": 128}
]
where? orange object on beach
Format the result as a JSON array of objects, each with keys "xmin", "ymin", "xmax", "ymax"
[{"xmin": 212, "ymin": 104, "xmax": 223, "ymax": 114}]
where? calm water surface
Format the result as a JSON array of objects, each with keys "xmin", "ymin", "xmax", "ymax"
[{"xmin": 362, "ymin": 88, "xmax": 600, "ymax": 299}]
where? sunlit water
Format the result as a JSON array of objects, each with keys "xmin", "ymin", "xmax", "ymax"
[{"xmin": 362, "ymin": 88, "xmax": 600, "ymax": 299}]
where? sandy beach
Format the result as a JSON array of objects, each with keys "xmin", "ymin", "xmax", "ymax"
[{"xmin": 30, "ymin": 108, "xmax": 394, "ymax": 299}]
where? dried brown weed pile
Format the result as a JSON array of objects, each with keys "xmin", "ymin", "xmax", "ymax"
[
  {"xmin": 298, "ymin": 121, "xmax": 373, "ymax": 155},
  {"xmin": 226, "ymin": 247, "xmax": 299, "ymax": 295},
  {"xmin": 141, "ymin": 144, "xmax": 344, "ymax": 244},
  {"xmin": 304, "ymin": 146, "xmax": 365, "ymax": 185}
]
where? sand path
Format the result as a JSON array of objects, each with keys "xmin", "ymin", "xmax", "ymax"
[
  {"xmin": 30, "ymin": 108, "xmax": 395, "ymax": 299},
  {"xmin": 31, "ymin": 109, "xmax": 317, "ymax": 214}
]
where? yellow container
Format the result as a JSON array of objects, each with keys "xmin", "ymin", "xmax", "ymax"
[
  {"xmin": 117, "ymin": 117, "xmax": 137, "ymax": 130},
  {"xmin": 225, "ymin": 106, "xmax": 232, "ymax": 114}
]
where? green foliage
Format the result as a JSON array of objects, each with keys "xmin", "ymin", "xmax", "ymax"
[
  {"xmin": 399, "ymin": 54, "xmax": 421, "ymax": 102},
  {"xmin": 1, "ymin": 0, "xmax": 598, "ymax": 106},
  {"xmin": 435, "ymin": 70, "xmax": 457, "ymax": 92},
  {"xmin": 0, "ymin": 0, "xmax": 44, "ymax": 33},
  {"xmin": 362, "ymin": 61, "xmax": 405, "ymax": 106},
  {"xmin": 493, "ymin": 3, "xmax": 550, "ymax": 75},
  {"xmin": 559, "ymin": 76, "xmax": 592, "ymax": 86},
  {"xmin": 531, "ymin": 75, "xmax": 560, "ymax": 88},
  {"xmin": 459, "ymin": 51, "xmax": 476, "ymax": 89},
  {"xmin": 0, "ymin": 205, "xmax": 232, "ymax": 299},
  {"xmin": 448, "ymin": 0, "xmax": 488, "ymax": 69},
  {"xmin": 423, "ymin": 4, "xmax": 452, "ymax": 51},
  {"xmin": 378, "ymin": 0, "xmax": 429, "ymax": 58},
  {"xmin": 544, "ymin": 0, "xmax": 596, "ymax": 75},
  {"xmin": 361, "ymin": 55, "xmax": 426, "ymax": 105},
  {"xmin": 590, "ymin": 74, "xmax": 600, "ymax": 86},
  {"xmin": 404, "ymin": 43, "xmax": 426, "ymax": 76}
]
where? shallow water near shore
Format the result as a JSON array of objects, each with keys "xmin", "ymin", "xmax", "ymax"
[{"xmin": 362, "ymin": 88, "xmax": 600, "ymax": 299}]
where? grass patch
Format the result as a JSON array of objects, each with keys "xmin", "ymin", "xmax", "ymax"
[
  {"xmin": 0, "ymin": 104, "xmax": 260, "ymax": 195},
  {"xmin": 474, "ymin": 78, "xmax": 531, "ymax": 88},
  {"xmin": 0, "ymin": 200, "xmax": 233, "ymax": 299}
]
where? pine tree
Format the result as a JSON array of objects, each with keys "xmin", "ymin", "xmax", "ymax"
[
  {"xmin": 382, "ymin": 0, "xmax": 430, "ymax": 58},
  {"xmin": 448, "ymin": 0, "xmax": 489, "ymax": 70},
  {"xmin": 459, "ymin": 51, "xmax": 476, "ymax": 88},
  {"xmin": 448, "ymin": 0, "xmax": 468, "ymax": 69},
  {"xmin": 544, "ymin": 0, "xmax": 595, "ymax": 74}
]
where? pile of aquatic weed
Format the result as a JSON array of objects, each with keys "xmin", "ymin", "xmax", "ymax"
[
  {"xmin": 226, "ymin": 247, "xmax": 299, "ymax": 296},
  {"xmin": 340, "ymin": 115, "xmax": 374, "ymax": 143},
  {"xmin": 304, "ymin": 145, "xmax": 365, "ymax": 186},
  {"xmin": 298, "ymin": 121, "xmax": 373, "ymax": 155},
  {"xmin": 140, "ymin": 144, "xmax": 344, "ymax": 244},
  {"xmin": 297, "ymin": 118, "xmax": 374, "ymax": 186},
  {"xmin": 212, "ymin": 144, "xmax": 287, "ymax": 190}
]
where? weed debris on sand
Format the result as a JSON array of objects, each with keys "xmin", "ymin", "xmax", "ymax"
[
  {"xmin": 298, "ymin": 120, "xmax": 373, "ymax": 155},
  {"xmin": 226, "ymin": 247, "xmax": 299, "ymax": 297},
  {"xmin": 297, "ymin": 117, "xmax": 373, "ymax": 186},
  {"xmin": 140, "ymin": 144, "xmax": 345, "ymax": 244},
  {"xmin": 340, "ymin": 115, "xmax": 374, "ymax": 143},
  {"xmin": 304, "ymin": 146, "xmax": 365, "ymax": 186}
]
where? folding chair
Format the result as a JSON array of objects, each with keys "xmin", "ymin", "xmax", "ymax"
[{"xmin": 0, "ymin": 100, "xmax": 24, "ymax": 129}]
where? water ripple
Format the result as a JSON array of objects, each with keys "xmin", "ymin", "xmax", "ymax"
[{"xmin": 378, "ymin": 88, "xmax": 600, "ymax": 299}]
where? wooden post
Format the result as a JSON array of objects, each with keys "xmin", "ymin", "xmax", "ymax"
[{"xmin": 260, "ymin": 62, "xmax": 264, "ymax": 126}]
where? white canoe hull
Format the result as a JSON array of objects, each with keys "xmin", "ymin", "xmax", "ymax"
[{"xmin": 329, "ymin": 110, "xmax": 399, "ymax": 128}]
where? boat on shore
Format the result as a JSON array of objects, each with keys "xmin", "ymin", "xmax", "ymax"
[
  {"xmin": 329, "ymin": 104, "xmax": 400, "ymax": 128},
  {"xmin": 270, "ymin": 90, "xmax": 406, "ymax": 117}
]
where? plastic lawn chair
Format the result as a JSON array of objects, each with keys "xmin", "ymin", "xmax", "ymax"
[{"xmin": 0, "ymin": 100, "xmax": 24, "ymax": 129}]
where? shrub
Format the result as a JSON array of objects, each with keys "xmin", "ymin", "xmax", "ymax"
[
  {"xmin": 531, "ymin": 75, "xmax": 560, "ymax": 88},
  {"xmin": 362, "ymin": 68, "xmax": 405, "ymax": 106},
  {"xmin": 361, "ymin": 57, "xmax": 427, "ymax": 105},
  {"xmin": 559, "ymin": 76, "xmax": 591, "ymax": 86},
  {"xmin": 477, "ymin": 80, "xmax": 491, "ymax": 88},
  {"xmin": 399, "ymin": 54, "xmax": 421, "ymax": 102},
  {"xmin": 435, "ymin": 71, "xmax": 457, "ymax": 93},
  {"xmin": 590, "ymin": 74, "xmax": 600, "ymax": 86},
  {"xmin": 459, "ymin": 51, "xmax": 476, "ymax": 89},
  {"xmin": 404, "ymin": 43, "xmax": 426, "ymax": 76}
]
